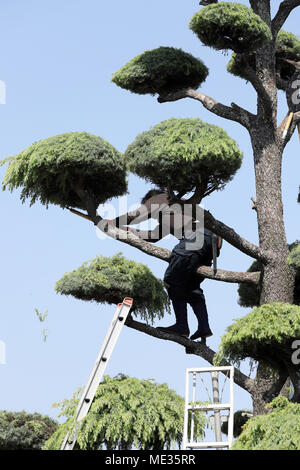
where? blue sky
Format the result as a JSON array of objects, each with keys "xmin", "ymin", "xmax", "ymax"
[{"xmin": 0, "ymin": 0, "xmax": 299, "ymax": 429}]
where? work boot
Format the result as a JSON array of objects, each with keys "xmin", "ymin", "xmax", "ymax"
[
  {"xmin": 156, "ymin": 324, "xmax": 189, "ymax": 338},
  {"xmin": 188, "ymin": 290, "xmax": 212, "ymax": 341},
  {"xmin": 190, "ymin": 328, "xmax": 213, "ymax": 341}
]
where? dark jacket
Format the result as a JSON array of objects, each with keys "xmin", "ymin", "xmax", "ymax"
[{"xmin": 164, "ymin": 229, "xmax": 213, "ymax": 289}]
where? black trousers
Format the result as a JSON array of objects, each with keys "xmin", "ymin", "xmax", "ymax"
[{"xmin": 167, "ymin": 284, "xmax": 211, "ymax": 334}]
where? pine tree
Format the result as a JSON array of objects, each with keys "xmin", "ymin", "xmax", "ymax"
[
  {"xmin": 43, "ymin": 375, "xmax": 206, "ymax": 450},
  {"xmin": 2, "ymin": 1, "xmax": 300, "ymax": 416}
]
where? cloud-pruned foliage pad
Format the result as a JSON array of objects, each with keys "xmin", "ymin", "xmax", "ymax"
[
  {"xmin": 55, "ymin": 253, "xmax": 170, "ymax": 323},
  {"xmin": 189, "ymin": 2, "xmax": 272, "ymax": 53},
  {"xmin": 125, "ymin": 118, "xmax": 242, "ymax": 198},
  {"xmin": 214, "ymin": 303, "xmax": 300, "ymax": 368},
  {"xmin": 1, "ymin": 132, "xmax": 127, "ymax": 210},
  {"xmin": 227, "ymin": 31, "xmax": 300, "ymax": 89},
  {"xmin": 112, "ymin": 47, "xmax": 208, "ymax": 95}
]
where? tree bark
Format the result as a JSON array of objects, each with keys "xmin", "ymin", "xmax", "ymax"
[
  {"xmin": 251, "ymin": 127, "xmax": 295, "ymax": 305},
  {"xmin": 245, "ymin": 1, "xmax": 297, "ymax": 413},
  {"xmin": 249, "ymin": 365, "xmax": 284, "ymax": 415},
  {"xmin": 70, "ymin": 209, "xmax": 262, "ymax": 285},
  {"xmin": 125, "ymin": 315, "xmax": 254, "ymax": 394},
  {"xmin": 248, "ymin": 123, "xmax": 295, "ymax": 414}
]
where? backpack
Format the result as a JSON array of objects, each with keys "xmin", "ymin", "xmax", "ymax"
[{"xmin": 164, "ymin": 230, "xmax": 223, "ymax": 287}]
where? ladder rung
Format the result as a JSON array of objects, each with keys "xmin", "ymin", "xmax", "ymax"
[
  {"xmin": 186, "ymin": 442, "xmax": 230, "ymax": 449},
  {"xmin": 188, "ymin": 404, "xmax": 231, "ymax": 411}
]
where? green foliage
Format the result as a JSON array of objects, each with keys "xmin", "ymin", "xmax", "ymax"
[
  {"xmin": 1, "ymin": 132, "xmax": 127, "ymax": 210},
  {"xmin": 228, "ymin": 31, "xmax": 300, "ymax": 88},
  {"xmin": 227, "ymin": 52, "xmax": 254, "ymax": 80},
  {"xmin": 0, "ymin": 411, "xmax": 58, "ymax": 450},
  {"xmin": 55, "ymin": 253, "xmax": 170, "ymax": 323},
  {"xmin": 44, "ymin": 375, "xmax": 207, "ymax": 450},
  {"xmin": 111, "ymin": 47, "xmax": 208, "ymax": 95},
  {"xmin": 42, "ymin": 388, "xmax": 83, "ymax": 451},
  {"xmin": 189, "ymin": 2, "xmax": 272, "ymax": 53},
  {"xmin": 288, "ymin": 243, "xmax": 300, "ymax": 270},
  {"xmin": 125, "ymin": 118, "xmax": 242, "ymax": 198},
  {"xmin": 238, "ymin": 242, "xmax": 300, "ymax": 307},
  {"xmin": 232, "ymin": 397, "xmax": 300, "ymax": 450},
  {"xmin": 214, "ymin": 303, "xmax": 300, "ymax": 367},
  {"xmin": 276, "ymin": 30, "xmax": 300, "ymax": 82}
]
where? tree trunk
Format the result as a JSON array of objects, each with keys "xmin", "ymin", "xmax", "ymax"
[
  {"xmin": 252, "ymin": 125, "xmax": 295, "ymax": 303},
  {"xmin": 250, "ymin": 124, "xmax": 296, "ymax": 414}
]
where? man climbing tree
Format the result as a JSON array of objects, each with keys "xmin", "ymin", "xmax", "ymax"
[
  {"xmin": 158, "ymin": 228, "xmax": 215, "ymax": 341},
  {"xmin": 1, "ymin": 1, "xmax": 300, "ymax": 420}
]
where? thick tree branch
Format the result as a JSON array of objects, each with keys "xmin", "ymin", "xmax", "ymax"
[
  {"xmin": 125, "ymin": 315, "xmax": 254, "ymax": 393},
  {"xmin": 249, "ymin": 1, "xmax": 260, "ymax": 14},
  {"xmin": 263, "ymin": 372, "xmax": 289, "ymax": 403},
  {"xmin": 195, "ymin": 265, "xmax": 260, "ymax": 284},
  {"xmin": 165, "ymin": 196, "xmax": 262, "ymax": 261},
  {"xmin": 235, "ymin": 54, "xmax": 273, "ymax": 114},
  {"xmin": 272, "ymin": 0, "xmax": 300, "ymax": 36},
  {"xmin": 69, "ymin": 208, "xmax": 261, "ymax": 284},
  {"xmin": 157, "ymin": 88, "xmax": 255, "ymax": 130},
  {"xmin": 100, "ymin": 220, "xmax": 171, "ymax": 261},
  {"xmin": 99, "ymin": 221, "xmax": 261, "ymax": 285},
  {"xmin": 72, "ymin": 188, "xmax": 262, "ymax": 279},
  {"xmin": 204, "ymin": 209, "xmax": 262, "ymax": 261},
  {"xmin": 250, "ymin": 0, "xmax": 272, "ymax": 23},
  {"xmin": 75, "ymin": 188, "xmax": 99, "ymax": 222}
]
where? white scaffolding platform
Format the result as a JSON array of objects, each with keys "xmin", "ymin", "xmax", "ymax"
[{"xmin": 183, "ymin": 366, "xmax": 234, "ymax": 450}]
